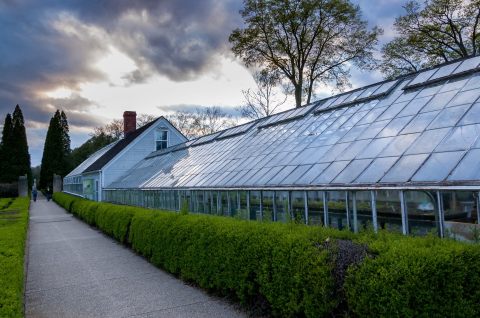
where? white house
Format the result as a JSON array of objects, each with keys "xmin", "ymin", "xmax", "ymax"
[{"xmin": 63, "ymin": 111, "xmax": 187, "ymax": 201}]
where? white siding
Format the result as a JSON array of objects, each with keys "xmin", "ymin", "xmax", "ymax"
[{"xmin": 102, "ymin": 118, "xmax": 186, "ymax": 188}]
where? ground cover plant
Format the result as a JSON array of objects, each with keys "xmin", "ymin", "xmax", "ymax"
[
  {"xmin": 54, "ymin": 192, "xmax": 480, "ymax": 317},
  {"xmin": 0, "ymin": 197, "xmax": 29, "ymax": 318}
]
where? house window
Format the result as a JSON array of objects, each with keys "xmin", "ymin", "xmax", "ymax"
[{"xmin": 156, "ymin": 129, "xmax": 168, "ymax": 150}]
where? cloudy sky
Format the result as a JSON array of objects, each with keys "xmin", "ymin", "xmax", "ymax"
[{"xmin": 0, "ymin": 0, "xmax": 406, "ymax": 166}]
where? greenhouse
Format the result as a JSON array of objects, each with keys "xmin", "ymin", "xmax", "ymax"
[{"xmin": 101, "ymin": 56, "xmax": 480, "ymax": 240}]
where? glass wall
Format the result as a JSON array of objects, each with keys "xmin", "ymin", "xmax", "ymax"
[
  {"xmin": 262, "ymin": 191, "xmax": 274, "ymax": 221},
  {"xmin": 307, "ymin": 191, "xmax": 324, "ymax": 225},
  {"xmin": 291, "ymin": 191, "xmax": 306, "ymax": 224},
  {"xmin": 327, "ymin": 191, "xmax": 349, "ymax": 230},
  {"xmin": 443, "ymin": 191, "xmax": 479, "ymax": 241},
  {"xmin": 376, "ymin": 190, "xmax": 403, "ymax": 233},
  {"xmin": 275, "ymin": 191, "xmax": 289, "ymax": 223},
  {"xmin": 238, "ymin": 191, "xmax": 249, "ymax": 220},
  {"xmin": 249, "ymin": 191, "xmax": 261, "ymax": 220},
  {"xmin": 100, "ymin": 188, "xmax": 480, "ymax": 241},
  {"xmin": 404, "ymin": 190, "xmax": 438, "ymax": 235},
  {"xmin": 349, "ymin": 191, "xmax": 374, "ymax": 232}
]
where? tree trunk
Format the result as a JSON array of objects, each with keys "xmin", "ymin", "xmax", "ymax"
[{"xmin": 294, "ymin": 84, "xmax": 302, "ymax": 108}]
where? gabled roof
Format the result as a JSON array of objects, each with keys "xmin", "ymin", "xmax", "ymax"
[
  {"xmin": 67, "ymin": 116, "xmax": 186, "ymax": 177},
  {"xmin": 107, "ymin": 55, "xmax": 480, "ymax": 190}
]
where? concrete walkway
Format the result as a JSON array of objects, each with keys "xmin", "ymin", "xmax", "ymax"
[{"xmin": 25, "ymin": 196, "xmax": 246, "ymax": 318}]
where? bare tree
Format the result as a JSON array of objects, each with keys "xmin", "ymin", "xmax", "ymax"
[
  {"xmin": 230, "ymin": 0, "xmax": 381, "ymax": 107},
  {"xmin": 137, "ymin": 113, "xmax": 157, "ymax": 127},
  {"xmin": 167, "ymin": 106, "xmax": 238, "ymax": 139},
  {"xmin": 238, "ymin": 70, "xmax": 288, "ymax": 120}
]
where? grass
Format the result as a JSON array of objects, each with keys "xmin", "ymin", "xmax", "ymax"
[{"xmin": 0, "ymin": 197, "xmax": 29, "ymax": 318}]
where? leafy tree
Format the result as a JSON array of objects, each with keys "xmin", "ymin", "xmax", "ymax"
[
  {"xmin": 381, "ymin": 0, "xmax": 480, "ymax": 78},
  {"xmin": 40, "ymin": 110, "xmax": 71, "ymax": 189},
  {"xmin": 230, "ymin": 0, "xmax": 381, "ymax": 107},
  {"xmin": 238, "ymin": 70, "xmax": 288, "ymax": 119}
]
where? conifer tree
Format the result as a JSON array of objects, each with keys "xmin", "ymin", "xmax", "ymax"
[
  {"xmin": 0, "ymin": 113, "xmax": 14, "ymax": 182},
  {"xmin": 11, "ymin": 105, "xmax": 32, "ymax": 185},
  {"xmin": 40, "ymin": 110, "xmax": 71, "ymax": 189}
]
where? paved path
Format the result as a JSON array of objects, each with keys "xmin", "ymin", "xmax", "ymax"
[{"xmin": 25, "ymin": 196, "xmax": 246, "ymax": 318}]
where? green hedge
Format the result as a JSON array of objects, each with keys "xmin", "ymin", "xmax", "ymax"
[
  {"xmin": 0, "ymin": 197, "xmax": 29, "ymax": 318},
  {"xmin": 53, "ymin": 192, "xmax": 480, "ymax": 317}
]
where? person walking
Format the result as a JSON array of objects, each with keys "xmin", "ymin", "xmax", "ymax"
[
  {"xmin": 32, "ymin": 187, "xmax": 38, "ymax": 202},
  {"xmin": 46, "ymin": 187, "xmax": 52, "ymax": 202}
]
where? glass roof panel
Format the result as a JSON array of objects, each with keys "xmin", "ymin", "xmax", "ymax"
[
  {"xmin": 427, "ymin": 104, "xmax": 471, "ymax": 129},
  {"xmin": 412, "ymin": 151, "xmax": 465, "ymax": 181},
  {"xmin": 313, "ymin": 161, "xmax": 351, "ymax": 184},
  {"xmin": 428, "ymin": 61, "xmax": 461, "ymax": 81},
  {"xmin": 407, "ymin": 69, "xmax": 437, "ymax": 87},
  {"xmin": 434, "ymin": 124, "xmax": 480, "ymax": 152},
  {"xmin": 458, "ymin": 103, "xmax": 480, "ymax": 125},
  {"xmin": 294, "ymin": 163, "xmax": 330, "ymax": 185},
  {"xmin": 379, "ymin": 133, "xmax": 420, "ymax": 157},
  {"xmin": 397, "ymin": 96, "xmax": 431, "ymax": 117},
  {"xmin": 446, "ymin": 88, "xmax": 480, "ymax": 107},
  {"xmin": 420, "ymin": 90, "xmax": 458, "ymax": 112},
  {"xmin": 356, "ymin": 137, "xmax": 394, "ymax": 159},
  {"xmin": 453, "ymin": 56, "xmax": 480, "ymax": 74},
  {"xmin": 280, "ymin": 165, "xmax": 313, "ymax": 185},
  {"xmin": 448, "ymin": 149, "xmax": 480, "ymax": 181},
  {"xmin": 354, "ymin": 157, "xmax": 399, "ymax": 183},
  {"xmin": 377, "ymin": 116, "xmax": 413, "ymax": 138},
  {"xmin": 401, "ymin": 111, "xmax": 439, "ymax": 134},
  {"xmin": 381, "ymin": 154, "xmax": 429, "ymax": 182},
  {"xmin": 333, "ymin": 159, "xmax": 373, "ymax": 184},
  {"xmin": 266, "ymin": 165, "xmax": 297, "ymax": 184}
]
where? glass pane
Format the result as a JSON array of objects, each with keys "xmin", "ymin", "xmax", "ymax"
[
  {"xmin": 294, "ymin": 163, "xmax": 330, "ymax": 185},
  {"xmin": 420, "ymin": 90, "xmax": 457, "ymax": 112},
  {"xmin": 327, "ymin": 191, "xmax": 349, "ymax": 230},
  {"xmin": 220, "ymin": 191, "xmax": 230, "ymax": 216},
  {"xmin": 459, "ymin": 103, "xmax": 480, "ymax": 125},
  {"xmin": 350, "ymin": 191, "xmax": 374, "ymax": 232},
  {"xmin": 249, "ymin": 191, "xmax": 261, "ymax": 221},
  {"xmin": 237, "ymin": 191, "xmax": 249, "ymax": 220},
  {"xmin": 376, "ymin": 190, "xmax": 403, "ymax": 233},
  {"xmin": 275, "ymin": 191, "xmax": 290, "ymax": 223},
  {"xmin": 356, "ymin": 137, "xmax": 394, "ymax": 159},
  {"xmin": 405, "ymin": 128, "xmax": 451, "ymax": 155},
  {"xmin": 427, "ymin": 104, "xmax": 470, "ymax": 129},
  {"xmin": 379, "ymin": 133, "xmax": 420, "ymax": 157},
  {"xmin": 291, "ymin": 191, "xmax": 306, "ymax": 224},
  {"xmin": 397, "ymin": 96, "xmax": 431, "ymax": 117},
  {"xmin": 377, "ymin": 116, "xmax": 413, "ymax": 138},
  {"xmin": 401, "ymin": 111, "xmax": 439, "ymax": 134},
  {"xmin": 281, "ymin": 165, "xmax": 312, "ymax": 185},
  {"xmin": 377, "ymin": 101, "xmax": 408, "ymax": 121},
  {"xmin": 358, "ymin": 120, "xmax": 390, "ymax": 139},
  {"xmin": 314, "ymin": 161, "xmax": 350, "ymax": 184},
  {"xmin": 448, "ymin": 149, "xmax": 480, "ymax": 181},
  {"xmin": 381, "ymin": 154, "xmax": 429, "ymax": 182},
  {"xmin": 428, "ymin": 61, "xmax": 461, "ymax": 80},
  {"xmin": 307, "ymin": 191, "xmax": 324, "ymax": 225},
  {"xmin": 454, "ymin": 56, "xmax": 480, "ymax": 74},
  {"xmin": 333, "ymin": 159, "xmax": 373, "ymax": 184},
  {"xmin": 446, "ymin": 88, "xmax": 480, "ymax": 107},
  {"xmin": 262, "ymin": 191, "xmax": 274, "ymax": 222},
  {"xmin": 354, "ymin": 157, "xmax": 398, "ymax": 183},
  {"xmin": 443, "ymin": 191, "xmax": 479, "ymax": 241},
  {"xmin": 435, "ymin": 124, "xmax": 480, "ymax": 152},
  {"xmin": 412, "ymin": 151, "xmax": 464, "ymax": 181},
  {"xmin": 405, "ymin": 190, "xmax": 439, "ymax": 236}
]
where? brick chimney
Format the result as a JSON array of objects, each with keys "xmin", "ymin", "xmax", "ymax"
[{"xmin": 123, "ymin": 111, "xmax": 137, "ymax": 136}]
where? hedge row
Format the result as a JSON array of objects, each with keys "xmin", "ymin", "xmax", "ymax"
[
  {"xmin": 0, "ymin": 197, "xmax": 29, "ymax": 318},
  {"xmin": 54, "ymin": 192, "xmax": 480, "ymax": 317}
]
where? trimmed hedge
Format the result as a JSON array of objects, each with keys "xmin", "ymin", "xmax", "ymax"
[
  {"xmin": 53, "ymin": 192, "xmax": 480, "ymax": 317},
  {"xmin": 0, "ymin": 197, "xmax": 29, "ymax": 318}
]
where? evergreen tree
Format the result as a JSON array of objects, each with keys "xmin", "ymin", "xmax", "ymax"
[
  {"xmin": 11, "ymin": 105, "xmax": 32, "ymax": 186},
  {"xmin": 39, "ymin": 110, "xmax": 71, "ymax": 189},
  {"xmin": 0, "ymin": 113, "xmax": 14, "ymax": 182}
]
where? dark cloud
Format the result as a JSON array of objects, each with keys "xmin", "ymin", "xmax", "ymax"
[{"xmin": 0, "ymin": 0, "xmax": 403, "ymax": 165}]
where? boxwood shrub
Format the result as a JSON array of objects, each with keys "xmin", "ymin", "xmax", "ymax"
[{"xmin": 53, "ymin": 192, "xmax": 480, "ymax": 317}]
